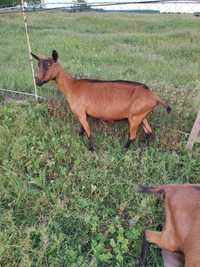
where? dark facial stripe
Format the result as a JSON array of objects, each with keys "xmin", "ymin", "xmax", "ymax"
[
  {"xmin": 38, "ymin": 59, "xmax": 51, "ymax": 79},
  {"xmin": 42, "ymin": 60, "xmax": 49, "ymax": 71}
]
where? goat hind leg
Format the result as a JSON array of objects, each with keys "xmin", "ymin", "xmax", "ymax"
[
  {"xmin": 142, "ymin": 118, "xmax": 153, "ymax": 136},
  {"xmin": 142, "ymin": 118, "xmax": 154, "ymax": 145},
  {"xmin": 125, "ymin": 115, "xmax": 144, "ymax": 149},
  {"xmin": 78, "ymin": 114, "xmax": 95, "ymax": 151}
]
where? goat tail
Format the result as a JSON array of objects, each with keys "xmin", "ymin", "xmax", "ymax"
[
  {"xmin": 155, "ymin": 95, "xmax": 171, "ymax": 113},
  {"xmin": 137, "ymin": 185, "xmax": 165, "ymax": 195}
]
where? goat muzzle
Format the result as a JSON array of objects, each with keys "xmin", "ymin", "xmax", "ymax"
[{"xmin": 35, "ymin": 78, "xmax": 47, "ymax": 87}]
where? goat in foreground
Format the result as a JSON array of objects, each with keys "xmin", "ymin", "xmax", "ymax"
[
  {"xmin": 136, "ymin": 184, "xmax": 200, "ymax": 267},
  {"xmin": 32, "ymin": 50, "xmax": 171, "ymax": 151}
]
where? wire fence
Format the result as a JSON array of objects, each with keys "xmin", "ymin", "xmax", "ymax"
[
  {"xmin": 0, "ymin": 0, "xmax": 200, "ymax": 100},
  {"xmin": 0, "ymin": 1, "xmax": 162, "ymax": 14}
]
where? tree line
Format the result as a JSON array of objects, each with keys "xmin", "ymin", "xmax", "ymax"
[{"xmin": 0, "ymin": 0, "xmax": 40, "ymax": 7}]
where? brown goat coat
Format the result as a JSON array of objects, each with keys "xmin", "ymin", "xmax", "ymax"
[
  {"xmin": 59, "ymin": 69, "xmax": 156, "ymax": 138},
  {"xmin": 53, "ymin": 64, "xmax": 158, "ymax": 140},
  {"xmin": 33, "ymin": 52, "xmax": 170, "ymax": 145},
  {"xmin": 142, "ymin": 184, "xmax": 200, "ymax": 267}
]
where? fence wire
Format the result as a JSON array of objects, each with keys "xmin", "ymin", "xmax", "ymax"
[
  {"xmin": 0, "ymin": 1, "xmax": 40, "ymax": 100},
  {"xmin": 0, "ymin": 1, "xmax": 199, "ymax": 101}
]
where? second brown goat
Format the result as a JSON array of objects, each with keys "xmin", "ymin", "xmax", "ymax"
[{"xmin": 136, "ymin": 184, "xmax": 200, "ymax": 267}]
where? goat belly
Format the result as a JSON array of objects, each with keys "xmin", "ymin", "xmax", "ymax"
[
  {"xmin": 86, "ymin": 99, "xmax": 131, "ymax": 120},
  {"xmin": 83, "ymin": 83, "xmax": 136, "ymax": 120}
]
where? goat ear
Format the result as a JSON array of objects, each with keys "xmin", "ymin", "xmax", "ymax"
[
  {"xmin": 31, "ymin": 52, "xmax": 40, "ymax": 61},
  {"xmin": 52, "ymin": 50, "xmax": 58, "ymax": 62}
]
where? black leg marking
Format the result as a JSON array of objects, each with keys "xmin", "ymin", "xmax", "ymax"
[
  {"xmin": 88, "ymin": 138, "xmax": 95, "ymax": 152},
  {"xmin": 124, "ymin": 139, "xmax": 132, "ymax": 150},
  {"xmin": 144, "ymin": 133, "xmax": 152, "ymax": 146},
  {"xmin": 135, "ymin": 233, "xmax": 150, "ymax": 267},
  {"xmin": 145, "ymin": 132, "xmax": 155, "ymax": 141},
  {"xmin": 141, "ymin": 132, "xmax": 155, "ymax": 147},
  {"xmin": 145, "ymin": 132, "xmax": 152, "ymax": 139},
  {"xmin": 79, "ymin": 126, "xmax": 85, "ymax": 136},
  {"xmin": 157, "ymin": 224, "xmax": 163, "ymax": 231}
]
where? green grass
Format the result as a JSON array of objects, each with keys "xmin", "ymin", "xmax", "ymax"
[
  {"xmin": 0, "ymin": 12, "xmax": 200, "ymax": 93},
  {"xmin": 0, "ymin": 11, "xmax": 200, "ymax": 267}
]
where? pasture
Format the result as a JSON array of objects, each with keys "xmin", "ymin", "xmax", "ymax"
[{"xmin": 0, "ymin": 11, "xmax": 200, "ymax": 266}]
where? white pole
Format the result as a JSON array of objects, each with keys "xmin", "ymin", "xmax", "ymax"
[{"xmin": 21, "ymin": 0, "xmax": 38, "ymax": 101}]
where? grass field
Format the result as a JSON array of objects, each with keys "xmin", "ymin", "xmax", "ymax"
[{"xmin": 0, "ymin": 11, "xmax": 200, "ymax": 267}]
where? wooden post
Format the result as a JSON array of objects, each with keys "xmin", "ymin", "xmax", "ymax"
[
  {"xmin": 21, "ymin": 0, "xmax": 38, "ymax": 101},
  {"xmin": 186, "ymin": 110, "xmax": 200, "ymax": 150}
]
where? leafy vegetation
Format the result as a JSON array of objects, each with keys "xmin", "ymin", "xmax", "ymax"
[{"xmin": 0, "ymin": 12, "xmax": 200, "ymax": 266}]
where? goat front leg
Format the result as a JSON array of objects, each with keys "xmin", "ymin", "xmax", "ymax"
[
  {"xmin": 142, "ymin": 118, "xmax": 152, "ymax": 135},
  {"xmin": 78, "ymin": 113, "xmax": 95, "ymax": 151},
  {"xmin": 142, "ymin": 118, "xmax": 154, "ymax": 139}
]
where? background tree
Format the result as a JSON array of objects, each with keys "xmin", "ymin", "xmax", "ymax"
[{"xmin": 0, "ymin": 0, "xmax": 40, "ymax": 7}]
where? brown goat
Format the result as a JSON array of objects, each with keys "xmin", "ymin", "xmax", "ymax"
[
  {"xmin": 31, "ymin": 50, "xmax": 171, "ymax": 151},
  {"xmin": 136, "ymin": 184, "xmax": 200, "ymax": 267}
]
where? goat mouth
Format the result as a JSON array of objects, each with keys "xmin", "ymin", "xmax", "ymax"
[{"xmin": 36, "ymin": 80, "xmax": 47, "ymax": 87}]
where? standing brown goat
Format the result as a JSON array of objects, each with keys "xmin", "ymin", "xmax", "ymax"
[
  {"xmin": 136, "ymin": 184, "xmax": 200, "ymax": 267},
  {"xmin": 31, "ymin": 50, "xmax": 171, "ymax": 151}
]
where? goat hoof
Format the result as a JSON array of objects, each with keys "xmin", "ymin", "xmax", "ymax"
[
  {"xmin": 145, "ymin": 132, "xmax": 155, "ymax": 140},
  {"xmin": 145, "ymin": 133, "xmax": 151, "ymax": 139},
  {"xmin": 124, "ymin": 146, "xmax": 129, "ymax": 152},
  {"xmin": 79, "ymin": 131, "xmax": 84, "ymax": 136},
  {"xmin": 124, "ymin": 140, "xmax": 131, "ymax": 150},
  {"xmin": 79, "ymin": 127, "xmax": 85, "ymax": 136},
  {"xmin": 88, "ymin": 143, "xmax": 95, "ymax": 152},
  {"xmin": 141, "ymin": 133, "xmax": 154, "ymax": 146}
]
